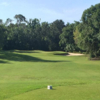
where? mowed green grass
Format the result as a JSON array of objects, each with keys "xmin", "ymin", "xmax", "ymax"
[{"xmin": 0, "ymin": 50, "xmax": 100, "ymax": 100}]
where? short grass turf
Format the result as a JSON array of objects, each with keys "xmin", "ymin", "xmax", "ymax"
[{"xmin": 0, "ymin": 50, "xmax": 100, "ymax": 100}]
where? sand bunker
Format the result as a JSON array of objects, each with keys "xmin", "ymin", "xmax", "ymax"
[{"xmin": 67, "ymin": 53, "xmax": 84, "ymax": 56}]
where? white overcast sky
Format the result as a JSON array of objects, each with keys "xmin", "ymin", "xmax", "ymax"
[{"xmin": 0, "ymin": 0, "xmax": 100, "ymax": 24}]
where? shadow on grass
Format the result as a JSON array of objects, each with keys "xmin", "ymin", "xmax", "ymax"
[
  {"xmin": 0, "ymin": 60, "xmax": 8, "ymax": 63},
  {"xmin": 10, "ymin": 50, "xmax": 40, "ymax": 53},
  {"xmin": 0, "ymin": 51, "xmax": 70, "ymax": 63}
]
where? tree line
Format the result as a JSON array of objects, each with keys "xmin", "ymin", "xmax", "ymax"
[
  {"xmin": 0, "ymin": 3, "xmax": 100, "ymax": 58},
  {"xmin": 0, "ymin": 15, "xmax": 78, "ymax": 51}
]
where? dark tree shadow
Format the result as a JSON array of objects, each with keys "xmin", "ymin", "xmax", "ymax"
[
  {"xmin": 0, "ymin": 51, "xmax": 70, "ymax": 63},
  {"xmin": 0, "ymin": 60, "xmax": 8, "ymax": 63},
  {"xmin": 10, "ymin": 50, "xmax": 40, "ymax": 53}
]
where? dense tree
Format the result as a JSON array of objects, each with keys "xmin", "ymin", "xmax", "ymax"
[
  {"xmin": 49, "ymin": 20, "xmax": 65, "ymax": 50},
  {"xmin": 5, "ymin": 18, "xmax": 13, "ymax": 26},
  {"xmin": 40, "ymin": 22, "xmax": 50, "ymax": 50},
  {"xmin": 0, "ymin": 19, "xmax": 3, "ymax": 25},
  {"xmin": 74, "ymin": 3, "xmax": 100, "ymax": 58},
  {"xmin": 59, "ymin": 23, "xmax": 77, "ymax": 52},
  {"xmin": 0, "ymin": 25, "xmax": 7, "ymax": 49},
  {"xmin": 0, "ymin": 3, "xmax": 100, "ymax": 56},
  {"xmin": 14, "ymin": 14, "xmax": 26, "ymax": 25}
]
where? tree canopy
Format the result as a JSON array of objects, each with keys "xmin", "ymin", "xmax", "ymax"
[
  {"xmin": 74, "ymin": 3, "xmax": 100, "ymax": 58},
  {"xmin": 0, "ymin": 3, "xmax": 100, "ymax": 59}
]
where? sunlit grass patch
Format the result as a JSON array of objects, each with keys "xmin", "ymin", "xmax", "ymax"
[{"xmin": 0, "ymin": 50, "xmax": 100, "ymax": 100}]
